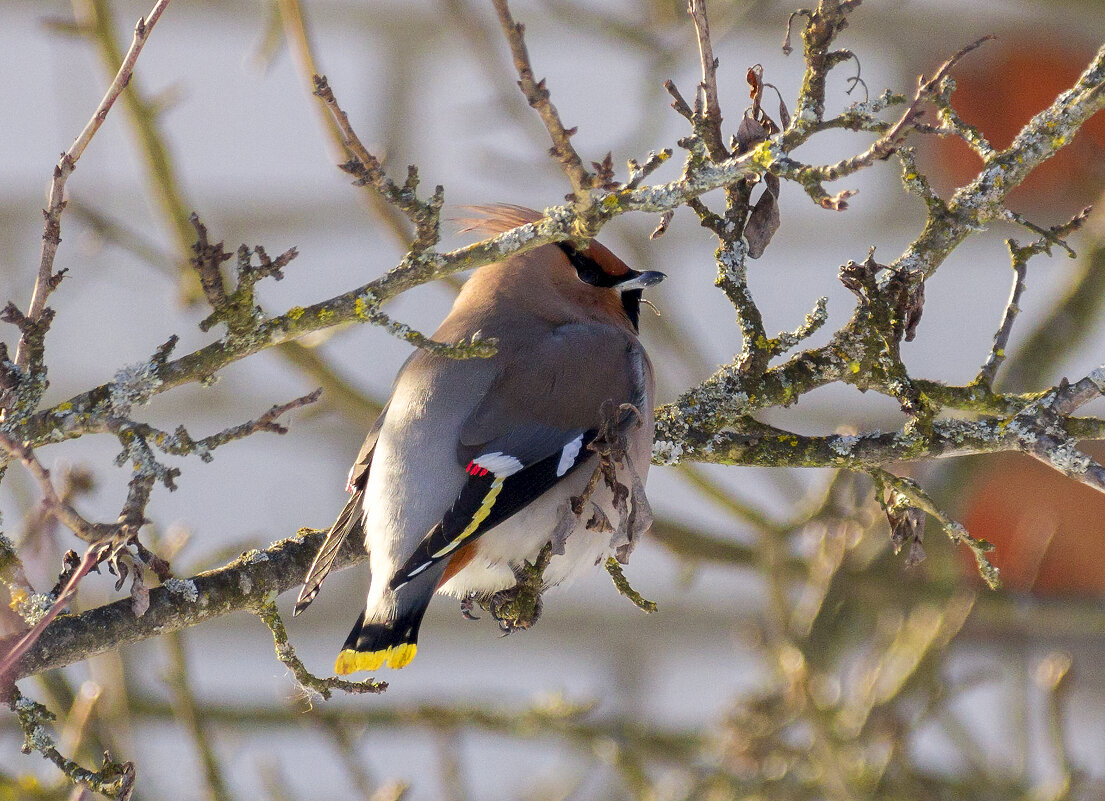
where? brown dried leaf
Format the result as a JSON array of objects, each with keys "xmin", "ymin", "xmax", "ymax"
[
  {"xmin": 549, "ymin": 501, "xmax": 578, "ymax": 556},
  {"xmin": 130, "ymin": 565, "xmax": 150, "ymax": 617},
  {"xmin": 735, "ymin": 113, "xmax": 768, "ymax": 154},
  {"xmin": 746, "ymin": 177, "xmax": 781, "ymax": 259},
  {"xmin": 903, "ymin": 279, "xmax": 925, "ymax": 342},
  {"xmin": 650, "ymin": 210, "xmax": 675, "ymax": 240},
  {"xmin": 886, "ymin": 502, "xmax": 925, "ymax": 556}
]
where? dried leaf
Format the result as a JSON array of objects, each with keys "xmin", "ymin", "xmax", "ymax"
[
  {"xmin": 886, "ymin": 501, "xmax": 925, "ymax": 556},
  {"xmin": 650, "ymin": 210, "xmax": 675, "ymax": 240},
  {"xmin": 746, "ymin": 66, "xmax": 761, "ymax": 99},
  {"xmin": 735, "ymin": 113, "xmax": 768, "ymax": 154},
  {"xmin": 549, "ymin": 501, "xmax": 578, "ymax": 556},
  {"xmin": 746, "ymin": 176, "xmax": 781, "ymax": 259},
  {"xmin": 586, "ymin": 504, "xmax": 614, "ymax": 533},
  {"xmin": 130, "ymin": 565, "xmax": 150, "ymax": 617},
  {"xmin": 609, "ymin": 454, "xmax": 652, "ymax": 564},
  {"xmin": 903, "ymin": 279, "xmax": 925, "ymax": 342}
]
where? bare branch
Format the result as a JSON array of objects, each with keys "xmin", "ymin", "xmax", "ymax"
[
  {"xmin": 20, "ymin": 0, "xmax": 173, "ymax": 372},
  {"xmin": 686, "ymin": 0, "xmax": 728, "ymax": 160},
  {"xmin": 490, "ymin": 0, "xmax": 594, "ymax": 215},
  {"xmin": 972, "ymin": 207, "xmax": 1092, "ymax": 389},
  {"xmin": 7, "ymin": 688, "xmax": 135, "ymax": 800},
  {"xmin": 312, "ymin": 75, "xmax": 443, "ymax": 255}
]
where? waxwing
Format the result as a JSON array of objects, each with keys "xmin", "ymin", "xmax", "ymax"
[{"xmin": 294, "ymin": 205, "xmax": 664, "ymax": 673}]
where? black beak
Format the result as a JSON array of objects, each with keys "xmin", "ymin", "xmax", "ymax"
[{"xmin": 616, "ymin": 270, "xmax": 666, "ymax": 292}]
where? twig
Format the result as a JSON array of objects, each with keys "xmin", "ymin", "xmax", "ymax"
[
  {"xmin": 783, "ymin": 0, "xmax": 861, "ymax": 146},
  {"xmin": 603, "ymin": 558, "xmax": 657, "ymax": 613},
  {"xmin": 895, "ymin": 42, "xmax": 1105, "ymax": 280},
  {"xmin": 123, "ymin": 695, "xmax": 699, "ymax": 764},
  {"xmin": 20, "ymin": 0, "xmax": 173, "ymax": 371},
  {"xmin": 869, "ymin": 468, "xmax": 999, "ymax": 589},
  {"xmin": 312, "ymin": 76, "xmax": 443, "ymax": 255},
  {"xmin": 71, "ymin": 0, "xmax": 201, "ymax": 304},
  {"xmin": 976, "ymin": 244, "xmax": 1030, "ymax": 388},
  {"xmin": 255, "ymin": 600, "xmax": 386, "ymax": 699},
  {"xmin": 1003, "ymin": 231, "xmax": 1105, "ymax": 391},
  {"xmin": 1006, "ymin": 367, "xmax": 1105, "ymax": 495},
  {"xmin": 0, "ymin": 541, "xmax": 112, "ymax": 692},
  {"xmin": 489, "ymin": 0, "xmax": 594, "ymax": 215},
  {"xmin": 768, "ymin": 296, "xmax": 829, "ymax": 357},
  {"xmin": 624, "ymin": 149, "xmax": 673, "ymax": 190},
  {"xmin": 96, "ymin": 389, "xmax": 325, "ymax": 464},
  {"xmin": 8, "ymin": 688, "xmax": 136, "ymax": 800},
  {"xmin": 687, "ymin": 0, "xmax": 728, "ymax": 160},
  {"xmin": 315, "ymin": 719, "xmax": 378, "ymax": 801},
  {"xmin": 0, "ymin": 434, "xmax": 114, "ymax": 543},
  {"xmin": 354, "ymin": 298, "xmax": 499, "ymax": 359},
  {"xmin": 274, "ymin": 0, "xmax": 415, "ymax": 247},
  {"xmin": 808, "ymin": 36, "xmax": 994, "ymax": 185}
]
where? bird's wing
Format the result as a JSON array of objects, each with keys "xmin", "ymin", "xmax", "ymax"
[
  {"xmin": 390, "ymin": 323, "xmax": 651, "ymax": 590},
  {"xmin": 294, "ymin": 402, "xmax": 389, "ymax": 615}
]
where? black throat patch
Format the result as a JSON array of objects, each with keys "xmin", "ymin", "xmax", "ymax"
[{"xmin": 556, "ymin": 243, "xmax": 642, "ymax": 332}]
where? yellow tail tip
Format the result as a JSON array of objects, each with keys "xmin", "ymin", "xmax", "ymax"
[
  {"xmin": 387, "ymin": 643, "xmax": 417, "ymax": 668},
  {"xmin": 334, "ymin": 644, "xmax": 417, "ymax": 674}
]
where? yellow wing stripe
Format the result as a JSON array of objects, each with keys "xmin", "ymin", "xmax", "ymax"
[
  {"xmin": 334, "ymin": 643, "xmax": 417, "ymax": 674},
  {"xmin": 431, "ymin": 478, "xmax": 504, "ymax": 558}
]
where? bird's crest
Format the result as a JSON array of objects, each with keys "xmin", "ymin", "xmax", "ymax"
[
  {"xmin": 454, "ymin": 204, "xmax": 544, "ymax": 236},
  {"xmin": 456, "ymin": 204, "xmax": 631, "ymax": 278}
]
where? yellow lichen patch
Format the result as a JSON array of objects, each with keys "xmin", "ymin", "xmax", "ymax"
[
  {"xmin": 286, "ymin": 306, "xmax": 305, "ymax": 321},
  {"xmin": 8, "ymin": 587, "xmax": 27, "ymax": 610}
]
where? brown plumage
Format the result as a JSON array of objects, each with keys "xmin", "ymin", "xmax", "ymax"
[{"xmin": 297, "ymin": 204, "xmax": 665, "ymax": 673}]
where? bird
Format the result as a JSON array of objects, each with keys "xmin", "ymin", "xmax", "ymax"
[{"xmin": 294, "ymin": 205, "xmax": 664, "ymax": 673}]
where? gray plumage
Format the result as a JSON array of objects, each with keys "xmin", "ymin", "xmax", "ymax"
[{"xmin": 298, "ymin": 205, "xmax": 663, "ymax": 673}]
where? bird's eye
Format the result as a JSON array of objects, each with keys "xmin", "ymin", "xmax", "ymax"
[{"xmin": 556, "ymin": 244, "xmax": 620, "ymax": 288}]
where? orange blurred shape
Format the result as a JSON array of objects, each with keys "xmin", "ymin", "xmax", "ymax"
[
  {"xmin": 924, "ymin": 37, "xmax": 1105, "ymax": 213},
  {"xmin": 963, "ymin": 444, "xmax": 1105, "ymax": 596}
]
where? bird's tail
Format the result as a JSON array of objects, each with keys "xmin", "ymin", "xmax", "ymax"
[{"xmin": 334, "ymin": 571, "xmax": 442, "ymax": 673}]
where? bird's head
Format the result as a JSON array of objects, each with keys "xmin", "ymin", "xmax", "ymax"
[{"xmin": 456, "ymin": 204, "xmax": 665, "ymax": 332}]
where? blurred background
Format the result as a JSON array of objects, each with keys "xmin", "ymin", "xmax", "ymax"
[{"xmin": 2, "ymin": 1, "xmax": 1105, "ymax": 799}]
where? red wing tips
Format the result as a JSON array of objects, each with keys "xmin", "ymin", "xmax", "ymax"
[{"xmin": 467, "ymin": 452, "xmax": 524, "ymax": 477}]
